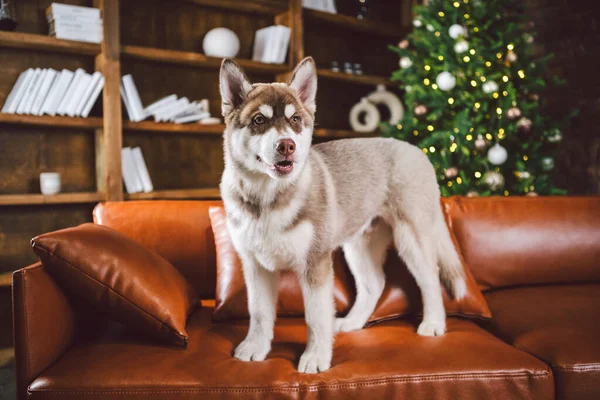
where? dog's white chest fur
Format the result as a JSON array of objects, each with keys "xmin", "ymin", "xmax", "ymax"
[{"xmin": 228, "ymin": 211, "xmax": 314, "ymax": 272}]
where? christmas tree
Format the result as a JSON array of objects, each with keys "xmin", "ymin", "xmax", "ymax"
[{"xmin": 386, "ymin": 0, "xmax": 573, "ymax": 197}]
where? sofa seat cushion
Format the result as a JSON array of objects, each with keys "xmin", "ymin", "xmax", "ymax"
[
  {"xmin": 484, "ymin": 284, "xmax": 600, "ymax": 400},
  {"xmin": 28, "ymin": 307, "xmax": 551, "ymax": 400}
]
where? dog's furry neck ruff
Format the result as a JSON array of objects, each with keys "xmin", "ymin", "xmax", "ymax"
[{"xmin": 223, "ymin": 132, "xmax": 312, "ymax": 214}]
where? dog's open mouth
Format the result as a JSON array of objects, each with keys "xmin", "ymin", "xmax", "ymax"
[{"xmin": 274, "ymin": 160, "xmax": 294, "ymax": 174}]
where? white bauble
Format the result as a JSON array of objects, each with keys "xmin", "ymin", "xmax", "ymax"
[
  {"xmin": 413, "ymin": 19, "xmax": 423, "ymax": 27},
  {"xmin": 405, "ymin": 85, "xmax": 412, "ymax": 93},
  {"xmin": 202, "ymin": 28, "xmax": 240, "ymax": 58},
  {"xmin": 487, "ymin": 143, "xmax": 508, "ymax": 165},
  {"xmin": 541, "ymin": 157, "xmax": 555, "ymax": 171},
  {"xmin": 426, "ymin": 24, "xmax": 435, "ymax": 32},
  {"xmin": 436, "ymin": 72, "xmax": 456, "ymax": 91},
  {"xmin": 454, "ymin": 40, "xmax": 469, "ymax": 53},
  {"xmin": 349, "ymin": 98, "xmax": 381, "ymax": 133},
  {"xmin": 448, "ymin": 24, "xmax": 465, "ymax": 39},
  {"xmin": 484, "ymin": 171, "xmax": 505, "ymax": 190},
  {"xmin": 367, "ymin": 84, "xmax": 405, "ymax": 125},
  {"xmin": 482, "ymin": 80, "xmax": 499, "ymax": 94},
  {"xmin": 399, "ymin": 57, "xmax": 413, "ymax": 69}
]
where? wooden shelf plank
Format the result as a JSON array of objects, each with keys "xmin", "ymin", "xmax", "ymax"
[
  {"xmin": 182, "ymin": 0, "xmax": 287, "ymax": 15},
  {"xmin": 0, "ymin": 31, "xmax": 101, "ymax": 55},
  {"xmin": 303, "ymin": 9, "xmax": 404, "ymax": 37},
  {"xmin": 126, "ymin": 188, "xmax": 221, "ymax": 200},
  {"xmin": 0, "ymin": 113, "xmax": 103, "ymax": 129},
  {"xmin": 123, "ymin": 120, "xmax": 225, "ymax": 135},
  {"xmin": 0, "ymin": 347, "xmax": 14, "ymax": 368},
  {"xmin": 317, "ymin": 69, "xmax": 392, "ymax": 86},
  {"xmin": 314, "ymin": 128, "xmax": 378, "ymax": 138},
  {"xmin": 0, "ymin": 192, "xmax": 104, "ymax": 206},
  {"xmin": 0, "ymin": 272, "xmax": 11, "ymax": 287},
  {"xmin": 121, "ymin": 45, "xmax": 290, "ymax": 74}
]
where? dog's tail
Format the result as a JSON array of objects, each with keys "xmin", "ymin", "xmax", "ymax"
[{"xmin": 434, "ymin": 205, "xmax": 467, "ymax": 300}]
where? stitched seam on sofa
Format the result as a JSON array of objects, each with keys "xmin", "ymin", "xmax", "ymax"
[
  {"xmin": 33, "ymin": 245, "xmax": 186, "ymax": 343},
  {"xmin": 21, "ymin": 269, "xmax": 31, "ymax": 385},
  {"xmin": 27, "ymin": 370, "xmax": 552, "ymax": 395},
  {"xmin": 553, "ymin": 363, "xmax": 600, "ymax": 372}
]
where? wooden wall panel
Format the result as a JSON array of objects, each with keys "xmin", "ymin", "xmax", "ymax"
[
  {"xmin": 0, "ymin": 205, "xmax": 94, "ymax": 273},
  {"xmin": 0, "ymin": 128, "xmax": 96, "ymax": 194}
]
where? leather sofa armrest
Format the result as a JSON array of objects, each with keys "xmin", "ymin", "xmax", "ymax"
[{"xmin": 12, "ymin": 262, "xmax": 77, "ymax": 400}]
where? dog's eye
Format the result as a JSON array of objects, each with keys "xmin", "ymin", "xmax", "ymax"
[
  {"xmin": 291, "ymin": 115, "xmax": 301, "ymax": 123},
  {"xmin": 253, "ymin": 115, "xmax": 266, "ymax": 125}
]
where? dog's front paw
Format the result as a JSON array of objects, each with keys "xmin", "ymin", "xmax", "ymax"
[
  {"xmin": 417, "ymin": 320, "xmax": 446, "ymax": 336},
  {"xmin": 298, "ymin": 350, "xmax": 331, "ymax": 374},
  {"xmin": 335, "ymin": 317, "xmax": 365, "ymax": 333},
  {"xmin": 234, "ymin": 336, "xmax": 271, "ymax": 362}
]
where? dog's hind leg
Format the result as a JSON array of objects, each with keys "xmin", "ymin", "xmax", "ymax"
[
  {"xmin": 393, "ymin": 219, "xmax": 447, "ymax": 336},
  {"xmin": 335, "ymin": 220, "xmax": 391, "ymax": 333}
]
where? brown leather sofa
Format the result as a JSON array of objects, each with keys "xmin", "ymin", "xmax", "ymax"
[{"xmin": 12, "ymin": 196, "xmax": 600, "ymax": 399}]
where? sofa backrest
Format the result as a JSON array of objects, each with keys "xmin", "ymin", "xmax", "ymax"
[
  {"xmin": 444, "ymin": 196, "xmax": 600, "ymax": 291},
  {"xmin": 93, "ymin": 200, "xmax": 222, "ymax": 299}
]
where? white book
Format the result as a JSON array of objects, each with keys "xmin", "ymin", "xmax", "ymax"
[
  {"xmin": 120, "ymin": 84, "xmax": 134, "ymax": 120},
  {"xmin": 52, "ymin": 30, "xmax": 102, "ymax": 43},
  {"xmin": 31, "ymin": 69, "xmax": 57, "ymax": 115},
  {"xmin": 171, "ymin": 101, "xmax": 201, "ymax": 119},
  {"xmin": 43, "ymin": 69, "xmax": 74, "ymax": 116},
  {"xmin": 144, "ymin": 94, "xmax": 177, "ymax": 115},
  {"xmin": 51, "ymin": 25, "xmax": 103, "ymax": 36},
  {"xmin": 157, "ymin": 97, "xmax": 189, "ymax": 122},
  {"xmin": 17, "ymin": 68, "xmax": 42, "ymax": 114},
  {"xmin": 56, "ymin": 68, "xmax": 84, "ymax": 115},
  {"xmin": 174, "ymin": 112, "xmax": 210, "ymax": 124},
  {"xmin": 23, "ymin": 69, "xmax": 48, "ymax": 114},
  {"xmin": 266, "ymin": 27, "xmax": 280, "ymax": 63},
  {"xmin": 1, "ymin": 69, "xmax": 33, "ymax": 114},
  {"xmin": 121, "ymin": 75, "xmax": 146, "ymax": 122},
  {"xmin": 66, "ymin": 72, "xmax": 92, "ymax": 117},
  {"xmin": 131, "ymin": 147, "xmax": 153, "ymax": 193},
  {"xmin": 121, "ymin": 147, "xmax": 143, "ymax": 194},
  {"xmin": 47, "ymin": 3, "xmax": 101, "ymax": 19},
  {"xmin": 47, "ymin": 13, "xmax": 102, "ymax": 24},
  {"xmin": 198, "ymin": 99, "xmax": 210, "ymax": 114},
  {"xmin": 252, "ymin": 27, "xmax": 268, "ymax": 62},
  {"xmin": 81, "ymin": 76, "xmax": 104, "ymax": 118},
  {"xmin": 277, "ymin": 26, "xmax": 291, "ymax": 64},
  {"xmin": 152, "ymin": 98, "xmax": 187, "ymax": 121},
  {"xmin": 75, "ymin": 72, "xmax": 102, "ymax": 117},
  {"xmin": 50, "ymin": 20, "xmax": 103, "ymax": 31}
]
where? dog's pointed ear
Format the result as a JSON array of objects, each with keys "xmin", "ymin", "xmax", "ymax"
[
  {"xmin": 220, "ymin": 59, "xmax": 252, "ymax": 116},
  {"xmin": 288, "ymin": 57, "xmax": 317, "ymax": 113}
]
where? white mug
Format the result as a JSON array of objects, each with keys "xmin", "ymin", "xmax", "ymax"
[{"xmin": 40, "ymin": 172, "xmax": 61, "ymax": 196}]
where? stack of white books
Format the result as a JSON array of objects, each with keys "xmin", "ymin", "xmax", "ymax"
[
  {"xmin": 1, "ymin": 68, "xmax": 104, "ymax": 118},
  {"xmin": 303, "ymin": 0, "xmax": 337, "ymax": 13},
  {"xmin": 121, "ymin": 147, "xmax": 153, "ymax": 194},
  {"xmin": 121, "ymin": 75, "xmax": 219, "ymax": 124},
  {"xmin": 46, "ymin": 3, "xmax": 103, "ymax": 43},
  {"xmin": 252, "ymin": 25, "xmax": 291, "ymax": 64}
]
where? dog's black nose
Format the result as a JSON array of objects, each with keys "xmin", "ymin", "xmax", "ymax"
[{"xmin": 276, "ymin": 139, "xmax": 296, "ymax": 156}]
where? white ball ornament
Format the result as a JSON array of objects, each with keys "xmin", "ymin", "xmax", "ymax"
[
  {"xmin": 484, "ymin": 171, "xmax": 505, "ymax": 190},
  {"xmin": 448, "ymin": 24, "xmax": 465, "ymax": 39},
  {"xmin": 482, "ymin": 80, "xmax": 499, "ymax": 94},
  {"xmin": 349, "ymin": 98, "xmax": 380, "ymax": 133},
  {"xmin": 202, "ymin": 28, "xmax": 240, "ymax": 58},
  {"xmin": 454, "ymin": 40, "xmax": 469, "ymax": 53},
  {"xmin": 399, "ymin": 57, "xmax": 413, "ymax": 69},
  {"xmin": 487, "ymin": 143, "xmax": 508, "ymax": 165},
  {"xmin": 436, "ymin": 72, "xmax": 456, "ymax": 91},
  {"xmin": 426, "ymin": 24, "xmax": 435, "ymax": 32},
  {"xmin": 413, "ymin": 19, "xmax": 423, "ymax": 28}
]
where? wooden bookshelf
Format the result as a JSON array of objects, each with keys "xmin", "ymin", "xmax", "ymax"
[
  {"xmin": 0, "ymin": 192, "xmax": 105, "ymax": 206},
  {"xmin": 0, "ymin": 31, "xmax": 101, "ymax": 55},
  {"xmin": 183, "ymin": 0, "xmax": 287, "ymax": 16},
  {"xmin": 121, "ymin": 45, "xmax": 289, "ymax": 74},
  {"xmin": 314, "ymin": 128, "xmax": 377, "ymax": 138},
  {"xmin": 303, "ymin": 8, "xmax": 405, "ymax": 37},
  {"xmin": 317, "ymin": 69, "xmax": 392, "ymax": 86},
  {"xmin": 126, "ymin": 188, "xmax": 221, "ymax": 200},
  {"xmin": 0, "ymin": 113, "xmax": 103, "ymax": 129},
  {"xmin": 0, "ymin": 272, "xmax": 11, "ymax": 287},
  {"xmin": 123, "ymin": 120, "xmax": 225, "ymax": 135}
]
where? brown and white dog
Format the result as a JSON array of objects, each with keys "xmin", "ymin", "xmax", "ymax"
[{"xmin": 219, "ymin": 57, "xmax": 466, "ymax": 373}]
